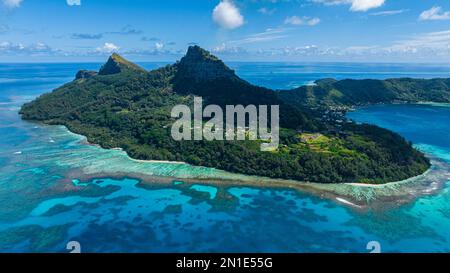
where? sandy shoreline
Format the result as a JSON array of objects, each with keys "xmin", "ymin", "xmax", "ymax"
[
  {"xmin": 131, "ymin": 158, "xmax": 187, "ymax": 164},
  {"xmin": 344, "ymin": 168, "xmax": 433, "ymax": 188},
  {"xmin": 416, "ymin": 101, "xmax": 450, "ymax": 108},
  {"xmin": 80, "ymin": 136, "xmax": 187, "ymax": 164}
]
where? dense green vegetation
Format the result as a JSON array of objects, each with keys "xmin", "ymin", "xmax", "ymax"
[
  {"xmin": 279, "ymin": 77, "xmax": 450, "ymax": 108},
  {"xmin": 20, "ymin": 46, "xmax": 430, "ymax": 184}
]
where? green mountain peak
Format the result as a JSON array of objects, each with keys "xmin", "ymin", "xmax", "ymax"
[
  {"xmin": 99, "ymin": 53, "xmax": 146, "ymax": 75},
  {"xmin": 176, "ymin": 46, "xmax": 236, "ymax": 82},
  {"xmin": 185, "ymin": 45, "xmax": 221, "ymax": 62}
]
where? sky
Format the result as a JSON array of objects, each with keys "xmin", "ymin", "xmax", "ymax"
[{"xmin": 1, "ymin": 0, "xmax": 450, "ymax": 62}]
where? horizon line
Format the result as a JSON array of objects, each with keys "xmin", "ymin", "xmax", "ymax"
[{"xmin": 2, "ymin": 60, "xmax": 450, "ymax": 66}]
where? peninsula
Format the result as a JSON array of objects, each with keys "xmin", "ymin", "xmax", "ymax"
[{"xmin": 20, "ymin": 46, "xmax": 439, "ymax": 184}]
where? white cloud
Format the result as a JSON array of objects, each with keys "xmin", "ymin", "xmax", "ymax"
[
  {"xmin": 212, "ymin": 0, "xmax": 244, "ymax": 30},
  {"xmin": 258, "ymin": 7, "xmax": 276, "ymax": 15},
  {"xmin": 228, "ymin": 28, "xmax": 287, "ymax": 44},
  {"xmin": 391, "ymin": 29, "xmax": 450, "ymax": 50},
  {"xmin": 0, "ymin": 41, "xmax": 56, "ymax": 55},
  {"xmin": 67, "ymin": 0, "xmax": 81, "ymax": 6},
  {"xmin": 307, "ymin": 17, "xmax": 321, "ymax": 26},
  {"xmin": 2, "ymin": 0, "xmax": 23, "ymax": 8},
  {"xmin": 0, "ymin": 41, "xmax": 23, "ymax": 51},
  {"xmin": 370, "ymin": 9, "xmax": 408, "ymax": 16},
  {"xmin": 350, "ymin": 0, "xmax": 384, "ymax": 12},
  {"xmin": 155, "ymin": 42, "xmax": 164, "ymax": 51},
  {"xmin": 284, "ymin": 16, "xmax": 321, "ymax": 26},
  {"xmin": 284, "ymin": 16, "xmax": 303, "ymax": 25},
  {"xmin": 311, "ymin": 0, "xmax": 347, "ymax": 5},
  {"xmin": 419, "ymin": 6, "xmax": 450, "ymax": 21},
  {"xmin": 326, "ymin": 29, "xmax": 450, "ymax": 59},
  {"xmin": 207, "ymin": 27, "xmax": 450, "ymax": 61},
  {"xmin": 0, "ymin": 24, "xmax": 9, "ymax": 34},
  {"xmin": 311, "ymin": 0, "xmax": 384, "ymax": 12},
  {"xmin": 96, "ymin": 42, "xmax": 120, "ymax": 53},
  {"xmin": 212, "ymin": 43, "xmax": 247, "ymax": 54}
]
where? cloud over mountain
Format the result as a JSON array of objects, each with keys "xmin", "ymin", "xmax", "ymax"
[
  {"xmin": 212, "ymin": 0, "xmax": 244, "ymax": 29},
  {"xmin": 96, "ymin": 42, "xmax": 120, "ymax": 53}
]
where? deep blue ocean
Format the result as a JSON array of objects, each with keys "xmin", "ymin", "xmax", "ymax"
[{"xmin": 1, "ymin": 62, "xmax": 450, "ymax": 253}]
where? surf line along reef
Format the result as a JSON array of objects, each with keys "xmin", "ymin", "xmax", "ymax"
[{"xmin": 21, "ymin": 45, "xmax": 450, "ymax": 185}]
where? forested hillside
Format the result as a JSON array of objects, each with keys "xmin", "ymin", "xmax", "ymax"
[{"xmin": 20, "ymin": 46, "xmax": 430, "ymax": 184}]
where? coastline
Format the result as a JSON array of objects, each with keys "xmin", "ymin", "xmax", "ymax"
[
  {"xmin": 415, "ymin": 101, "xmax": 450, "ymax": 108},
  {"xmin": 346, "ymin": 101, "xmax": 450, "ymax": 115},
  {"xmin": 72, "ymin": 124, "xmax": 431, "ymax": 186},
  {"xmin": 54, "ymin": 125, "xmax": 450, "ymax": 210},
  {"xmin": 344, "ymin": 168, "xmax": 432, "ymax": 188},
  {"xmin": 66, "ymin": 156, "xmax": 448, "ymax": 210},
  {"xmin": 81, "ymin": 138, "xmax": 188, "ymax": 165}
]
